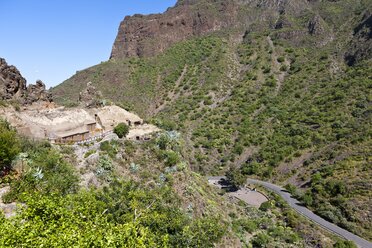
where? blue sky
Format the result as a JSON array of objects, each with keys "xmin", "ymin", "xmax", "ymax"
[{"xmin": 0, "ymin": 0, "xmax": 177, "ymax": 88}]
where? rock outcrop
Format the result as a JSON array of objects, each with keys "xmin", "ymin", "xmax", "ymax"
[
  {"xmin": 345, "ymin": 11, "xmax": 372, "ymax": 65},
  {"xmin": 0, "ymin": 58, "xmax": 27, "ymax": 101},
  {"xmin": 0, "ymin": 58, "xmax": 52, "ymax": 105},
  {"xmin": 79, "ymin": 82, "xmax": 103, "ymax": 108}
]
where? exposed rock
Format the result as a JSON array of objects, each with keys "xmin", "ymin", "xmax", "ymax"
[
  {"xmin": 109, "ymin": 0, "xmax": 332, "ymax": 60},
  {"xmin": 78, "ymin": 82, "xmax": 103, "ymax": 108},
  {"xmin": 110, "ymin": 0, "xmax": 239, "ymax": 59},
  {"xmin": 25, "ymin": 80, "xmax": 53, "ymax": 104},
  {"xmin": 345, "ymin": 11, "xmax": 372, "ymax": 66},
  {"xmin": 0, "ymin": 58, "xmax": 27, "ymax": 101},
  {"xmin": 0, "ymin": 186, "xmax": 18, "ymax": 218},
  {"xmin": 0, "ymin": 58, "xmax": 52, "ymax": 105},
  {"xmin": 100, "ymin": 133, "xmax": 119, "ymax": 143},
  {"xmin": 308, "ymin": 15, "xmax": 326, "ymax": 35}
]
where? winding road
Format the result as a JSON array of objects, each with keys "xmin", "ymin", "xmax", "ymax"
[{"xmin": 209, "ymin": 177, "xmax": 372, "ymax": 248}]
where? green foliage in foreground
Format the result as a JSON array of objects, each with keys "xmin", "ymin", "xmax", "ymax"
[
  {"xmin": 0, "ymin": 119, "xmax": 21, "ymax": 173},
  {"xmin": 0, "ymin": 180, "xmax": 224, "ymax": 247},
  {"xmin": 3, "ymin": 145, "xmax": 79, "ymax": 203},
  {"xmin": 113, "ymin": 122, "xmax": 130, "ymax": 138}
]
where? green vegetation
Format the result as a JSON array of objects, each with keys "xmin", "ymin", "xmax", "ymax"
[
  {"xmin": 50, "ymin": 0, "xmax": 371, "ymax": 242},
  {"xmin": 54, "ymin": 30, "xmax": 371, "ymax": 239},
  {"xmin": 2, "ymin": 141, "xmax": 79, "ymax": 203},
  {"xmin": 113, "ymin": 122, "xmax": 129, "ymax": 138},
  {"xmin": 0, "ymin": 180, "xmax": 224, "ymax": 247},
  {"xmin": 0, "ymin": 119, "xmax": 21, "ymax": 174}
]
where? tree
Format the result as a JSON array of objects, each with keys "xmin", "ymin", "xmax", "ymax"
[
  {"xmin": 0, "ymin": 120, "xmax": 20, "ymax": 174},
  {"xmin": 113, "ymin": 123, "xmax": 129, "ymax": 138},
  {"xmin": 226, "ymin": 168, "xmax": 247, "ymax": 190}
]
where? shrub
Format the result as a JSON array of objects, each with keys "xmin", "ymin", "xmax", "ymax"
[
  {"xmin": 252, "ymin": 233, "xmax": 270, "ymax": 247},
  {"xmin": 277, "ymin": 57, "xmax": 285, "ymax": 63},
  {"xmin": 100, "ymin": 141, "xmax": 118, "ymax": 158},
  {"xmin": 0, "ymin": 120, "xmax": 21, "ymax": 174},
  {"xmin": 259, "ymin": 201, "xmax": 272, "ymax": 212},
  {"xmin": 163, "ymin": 150, "xmax": 180, "ymax": 167},
  {"xmin": 333, "ymin": 240, "xmax": 357, "ymax": 248},
  {"xmin": 113, "ymin": 123, "xmax": 129, "ymax": 138}
]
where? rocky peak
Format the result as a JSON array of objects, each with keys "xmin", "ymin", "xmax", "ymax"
[
  {"xmin": 0, "ymin": 58, "xmax": 52, "ymax": 105},
  {"xmin": 110, "ymin": 0, "xmax": 239, "ymax": 59},
  {"xmin": 78, "ymin": 82, "xmax": 103, "ymax": 108},
  {"xmin": 0, "ymin": 58, "xmax": 27, "ymax": 101},
  {"xmin": 25, "ymin": 80, "xmax": 53, "ymax": 105}
]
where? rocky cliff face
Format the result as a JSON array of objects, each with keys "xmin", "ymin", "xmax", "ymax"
[
  {"xmin": 109, "ymin": 0, "xmax": 339, "ymax": 60},
  {"xmin": 0, "ymin": 58, "xmax": 27, "ymax": 101},
  {"xmin": 345, "ymin": 11, "xmax": 372, "ymax": 65},
  {"xmin": 110, "ymin": 0, "xmax": 239, "ymax": 59},
  {"xmin": 0, "ymin": 58, "xmax": 52, "ymax": 105}
]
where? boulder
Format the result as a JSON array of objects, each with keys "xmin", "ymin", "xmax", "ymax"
[
  {"xmin": 0, "ymin": 58, "xmax": 27, "ymax": 101},
  {"xmin": 78, "ymin": 82, "xmax": 103, "ymax": 108},
  {"xmin": 0, "ymin": 58, "xmax": 53, "ymax": 105}
]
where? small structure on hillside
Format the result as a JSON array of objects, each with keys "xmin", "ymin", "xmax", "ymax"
[
  {"xmin": 94, "ymin": 105, "xmax": 143, "ymax": 130},
  {"xmin": 1, "ymin": 102, "xmax": 159, "ymax": 144}
]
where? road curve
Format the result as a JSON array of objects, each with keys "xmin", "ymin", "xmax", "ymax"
[
  {"xmin": 208, "ymin": 176, "xmax": 371, "ymax": 248},
  {"xmin": 246, "ymin": 178, "xmax": 372, "ymax": 248}
]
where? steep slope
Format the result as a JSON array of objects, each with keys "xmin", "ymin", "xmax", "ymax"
[{"xmin": 52, "ymin": 0, "xmax": 372, "ymax": 241}]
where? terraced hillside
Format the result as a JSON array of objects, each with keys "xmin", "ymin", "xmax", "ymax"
[{"xmin": 52, "ymin": 0, "xmax": 372, "ymax": 241}]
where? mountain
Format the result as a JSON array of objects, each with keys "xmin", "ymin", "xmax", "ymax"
[{"xmin": 51, "ymin": 0, "xmax": 372, "ymax": 242}]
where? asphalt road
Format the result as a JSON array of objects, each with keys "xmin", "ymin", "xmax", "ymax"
[{"xmin": 208, "ymin": 176, "xmax": 372, "ymax": 248}]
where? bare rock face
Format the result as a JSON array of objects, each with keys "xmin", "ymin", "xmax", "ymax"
[
  {"xmin": 109, "ymin": 0, "xmax": 334, "ymax": 60},
  {"xmin": 79, "ymin": 82, "xmax": 103, "ymax": 108},
  {"xmin": 0, "ymin": 58, "xmax": 52, "ymax": 105},
  {"xmin": 110, "ymin": 0, "xmax": 239, "ymax": 59},
  {"xmin": 0, "ymin": 58, "xmax": 27, "ymax": 101},
  {"xmin": 25, "ymin": 80, "xmax": 53, "ymax": 105},
  {"xmin": 308, "ymin": 15, "xmax": 325, "ymax": 35},
  {"xmin": 345, "ymin": 11, "xmax": 372, "ymax": 66}
]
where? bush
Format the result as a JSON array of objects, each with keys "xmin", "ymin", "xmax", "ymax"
[
  {"xmin": 333, "ymin": 240, "xmax": 357, "ymax": 248},
  {"xmin": 4, "ymin": 148, "xmax": 79, "ymax": 202},
  {"xmin": 0, "ymin": 120, "xmax": 21, "ymax": 174},
  {"xmin": 113, "ymin": 123, "xmax": 129, "ymax": 138},
  {"xmin": 252, "ymin": 233, "xmax": 270, "ymax": 247},
  {"xmin": 259, "ymin": 201, "xmax": 272, "ymax": 212}
]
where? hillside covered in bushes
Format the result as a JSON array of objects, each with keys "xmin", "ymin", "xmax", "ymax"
[{"xmin": 52, "ymin": 0, "xmax": 372, "ymax": 241}]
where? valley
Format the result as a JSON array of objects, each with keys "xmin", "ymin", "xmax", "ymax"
[{"xmin": 1, "ymin": 0, "xmax": 371, "ymax": 247}]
